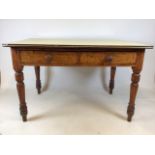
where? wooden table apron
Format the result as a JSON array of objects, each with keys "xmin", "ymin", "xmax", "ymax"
[{"xmin": 10, "ymin": 46, "xmax": 145, "ymax": 122}]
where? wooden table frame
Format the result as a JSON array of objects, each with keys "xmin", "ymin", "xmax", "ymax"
[{"xmin": 3, "ymin": 39, "xmax": 153, "ymax": 122}]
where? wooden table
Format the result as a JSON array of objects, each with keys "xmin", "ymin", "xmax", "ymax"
[{"xmin": 3, "ymin": 38, "xmax": 153, "ymax": 122}]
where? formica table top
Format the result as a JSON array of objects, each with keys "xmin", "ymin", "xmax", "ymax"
[{"xmin": 3, "ymin": 38, "xmax": 153, "ymax": 49}]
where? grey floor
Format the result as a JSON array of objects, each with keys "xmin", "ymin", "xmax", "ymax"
[{"xmin": 0, "ymin": 87, "xmax": 155, "ymax": 135}]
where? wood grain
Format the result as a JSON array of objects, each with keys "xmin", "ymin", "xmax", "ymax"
[{"xmin": 19, "ymin": 51, "xmax": 137, "ymax": 66}]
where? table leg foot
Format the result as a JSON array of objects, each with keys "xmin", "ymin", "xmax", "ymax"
[
  {"xmin": 20, "ymin": 104, "xmax": 27, "ymax": 122},
  {"xmin": 35, "ymin": 66, "xmax": 41, "ymax": 94},
  {"xmin": 109, "ymin": 89, "xmax": 113, "ymax": 94},
  {"xmin": 109, "ymin": 67, "xmax": 116, "ymax": 95},
  {"xmin": 22, "ymin": 115, "xmax": 27, "ymax": 122},
  {"xmin": 127, "ymin": 105, "xmax": 135, "ymax": 122}
]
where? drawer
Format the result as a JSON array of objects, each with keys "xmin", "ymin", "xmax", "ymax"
[
  {"xmin": 20, "ymin": 51, "xmax": 79, "ymax": 66},
  {"xmin": 80, "ymin": 52, "xmax": 137, "ymax": 66},
  {"xmin": 20, "ymin": 51, "xmax": 137, "ymax": 66}
]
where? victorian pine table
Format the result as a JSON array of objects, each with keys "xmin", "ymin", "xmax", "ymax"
[{"xmin": 3, "ymin": 38, "xmax": 153, "ymax": 122}]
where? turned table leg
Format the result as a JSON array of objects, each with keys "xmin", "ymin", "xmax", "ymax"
[
  {"xmin": 11, "ymin": 49, "xmax": 28, "ymax": 122},
  {"xmin": 127, "ymin": 67, "xmax": 141, "ymax": 122},
  {"xmin": 35, "ymin": 66, "xmax": 41, "ymax": 94},
  {"xmin": 15, "ymin": 67, "xmax": 28, "ymax": 122},
  {"xmin": 109, "ymin": 67, "xmax": 116, "ymax": 94},
  {"xmin": 127, "ymin": 52, "xmax": 144, "ymax": 122}
]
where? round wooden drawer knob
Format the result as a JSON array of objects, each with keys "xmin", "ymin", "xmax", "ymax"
[
  {"xmin": 45, "ymin": 55, "xmax": 53, "ymax": 63},
  {"xmin": 105, "ymin": 56, "xmax": 113, "ymax": 62}
]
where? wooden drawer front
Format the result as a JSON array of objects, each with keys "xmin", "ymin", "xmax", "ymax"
[
  {"xmin": 80, "ymin": 52, "xmax": 137, "ymax": 66},
  {"xmin": 20, "ymin": 51, "xmax": 79, "ymax": 66},
  {"xmin": 20, "ymin": 51, "xmax": 137, "ymax": 66}
]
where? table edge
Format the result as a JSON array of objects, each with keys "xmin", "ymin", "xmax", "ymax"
[{"xmin": 2, "ymin": 44, "xmax": 153, "ymax": 49}]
